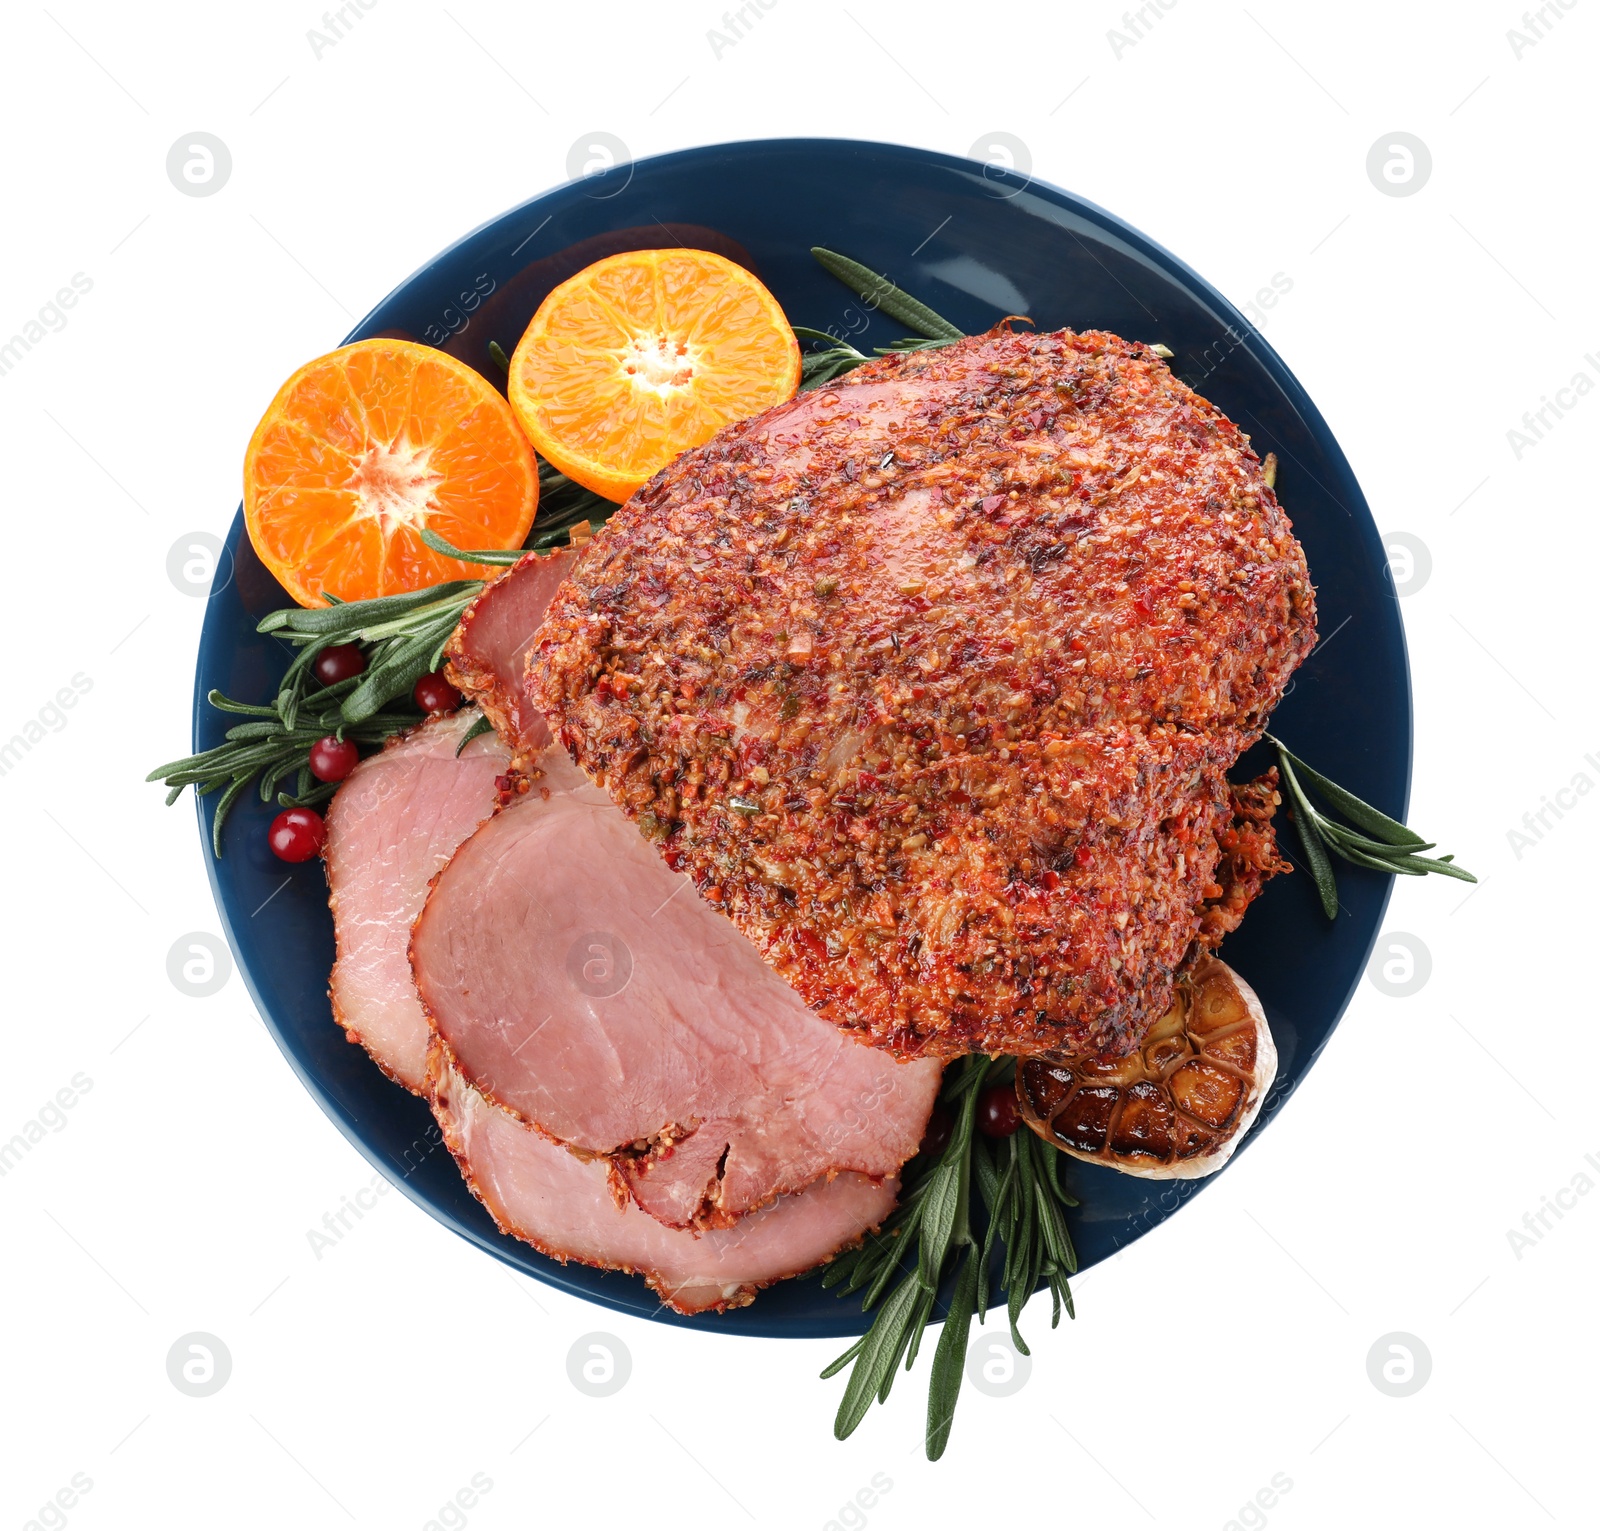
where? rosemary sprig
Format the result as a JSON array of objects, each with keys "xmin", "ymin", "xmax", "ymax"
[
  {"xmin": 454, "ymin": 713, "xmax": 496, "ymax": 756},
  {"xmin": 416, "ymin": 530, "xmax": 525, "ymax": 569},
  {"xmin": 148, "ymin": 579, "xmax": 479, "ymax": 852},
  {"xmin": 258, "ymin": 581, "xmax": 484, "ymax": 728},
  {"xmin": 802, "ymin": 250, "xmax": 1178, "ymax": 387},
  {"xmin": 146, "ymin": 682, "xmax": 423, "ymax": 856},
  {"xmin": 793, "ymin": 326, "xmax": 871, "ymax": 390},
  {"xmin": 148, "ymin": 458, "xmax": 610, "ymax": 851},
  {"xmin": 1268, "ymin": 734, "xmax": 1476, "ymax": 919},
  {"xmin": 820, "ymin": 1058, "xmax": 1078, "ymax": 1460},
  {"xmin": 795, "ymin": 255, "xmax": 966, "ymax": 391}
]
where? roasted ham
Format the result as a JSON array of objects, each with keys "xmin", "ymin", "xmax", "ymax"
[
  {"xmin": 530, "ymin": 328, "xmax": 1314, "ymax": 1062},
  {"xmin": 411, "ymin": 741, "xmax": 941, "ymax": 1230}
]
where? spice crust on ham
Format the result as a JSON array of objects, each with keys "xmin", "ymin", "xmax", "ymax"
[{"xmin": 531, "ymin": 327, "xmax": 1314, "ymax": 1062}]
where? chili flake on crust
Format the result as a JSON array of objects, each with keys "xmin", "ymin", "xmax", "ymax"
[{"xmin": 530, "ymin": 326, "xmax": 1317, "ymax": 1061}]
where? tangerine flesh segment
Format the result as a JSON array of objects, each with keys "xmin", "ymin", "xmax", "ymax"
[
  {"xmin": 509, "ymin": 248, "xmax": 801, "ymax": 503},
  {"xmin": 340, "ymin": 341, "xmax": 417, "ymax": 447},
  {"xmin": 286, "ymin": 514, "xmax": 386, "ymax": 614},
  {"xmin": 244, "ymin": 338, "xmax": 537, "ymax": 607},
  {"xmin": 251, "ymin": 487, "xmax": 367, "ymax": 578},
  {"xmin": 588, "ymin": 252, "xmax": 661, "ymax": 324}
]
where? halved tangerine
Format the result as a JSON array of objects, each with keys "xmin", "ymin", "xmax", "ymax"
[
  {"xmin": 244, "ymin": 338, "xmax": 538, "ymax": 607},
  {"xmin": 508, "ymin": 248, "xmax": 801, "ymax": 503}
]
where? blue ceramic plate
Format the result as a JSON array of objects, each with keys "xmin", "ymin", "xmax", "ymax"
[{"xmin": 195, "ymin": 137, "xmax": 1406, "ymax": 1338}]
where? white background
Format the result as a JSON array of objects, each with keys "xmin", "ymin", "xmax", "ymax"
[{"xmin": 2, "ymin": 2, "xmax": 1594, "ymax": 1527}]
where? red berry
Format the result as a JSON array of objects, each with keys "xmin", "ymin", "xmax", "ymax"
[
  {"xmin": 313, "ymin": 643, "xmax": 366, "ymax": 686},
  {"xmin": 413, "ymin": 670, "xmax": 463, "ymax": 713},
  {"xmin": 308, "ymin": 735, "xmax": 360, "ymax": 783},
  {"xmin": 269, "ymin": 806, "xmax": 325, "ymax": 862},
  {"xmin": 978, "ymin": 1082, "xmax": 1022, "ymax": 1138},
  {"xmin": 917, "ymin": 1102, "xmax": 954, "ymax": 1161}
]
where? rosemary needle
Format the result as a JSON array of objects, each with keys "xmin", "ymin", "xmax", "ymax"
[
  {"xmin": 796, "ymin": 255, "xmax": 966, "ymax": 390},
  {"xmin": 810, "ymin": 247, "xmax": 965, "ymax": 341},
  {"xmin": 1268, "ymin": 734, "xmax": 1475, "ymax": 919}
]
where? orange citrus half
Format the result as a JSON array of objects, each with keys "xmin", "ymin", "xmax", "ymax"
[
  {"xmin": 508, "ymin": 248, "xmax": 801, "ymax": 503},
  {"xmin": 244, "ymin": 338, "xmax": 538, "ymax": 607}
]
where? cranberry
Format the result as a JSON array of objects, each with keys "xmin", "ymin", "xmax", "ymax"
[
  {"xmin": 977, "ymin": 1082, "xmax": 1022, "ymax": 1138},
  {"xmin": 313, "ymin": 643, "xmax": 366, "ymax": 686},
  {"xmin": 269, "ymin": 806, "xmax": 326, "ymax": 862},
  {"xmin": 413, "ymin": 670, "xmax": 463, "ymax": 713},
  {"xmin": 308, "ymin": 735, "xmax": 360, "ymax": 783},
  {"xmin": 917, "ymin": 1102, "xmax": 954, "ymax": 1161}
]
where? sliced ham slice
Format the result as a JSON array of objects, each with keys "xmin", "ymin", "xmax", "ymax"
[
  {"xmin": 325, "ymin": 708, "xmax": 510, "ymax": 1091},
  {"xmin": 429, "ymin": 1045, "xmax": 898, "ymax": 1314},
  {"xmin": 411, "ymin": 751, "xmax": 942, "ymax": 1231},
  {"xmin": 443, "ymin": 548, "xmax": 577, "ymax": 761},
  {"xmin": 326, "ymin": 709, "xmax": 891, "ymax": 1308}
]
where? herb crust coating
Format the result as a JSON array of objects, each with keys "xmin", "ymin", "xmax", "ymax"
[{"xmin": 532, "ymin": 327, "xmax": 1315, "ymax": 1060}]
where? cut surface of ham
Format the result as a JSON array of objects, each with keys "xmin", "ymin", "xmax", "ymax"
[
  {"xmin": 324, "ymin": 708, "xmax": 509, "ymax": 1092},
  {"xmin": 412, "ymin": 747, "xmax": 941, "ymax": 1230},
  {"xmin": 429, "ymin": 1046, "xmax": 898, "ymax": 1314},
  {"xmin": 443, "ymin": 548, "xmax": 576, "ymax": 761},
  {"xmin": 322, "ymin": 544, "xmax": 930, "ymax": 1302},
  {"xmin": 323, "ymin": 700, "xmax": 911, "ymax": 1305}
]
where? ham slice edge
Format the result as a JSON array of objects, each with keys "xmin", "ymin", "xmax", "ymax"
[
  {"xmin": 427, "ymin": 1040, "xmax": 897, "ymax": 1315},
  {"xmin": 325, "ymin": 707, "xmax": 509, "ymax": 1093}
]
